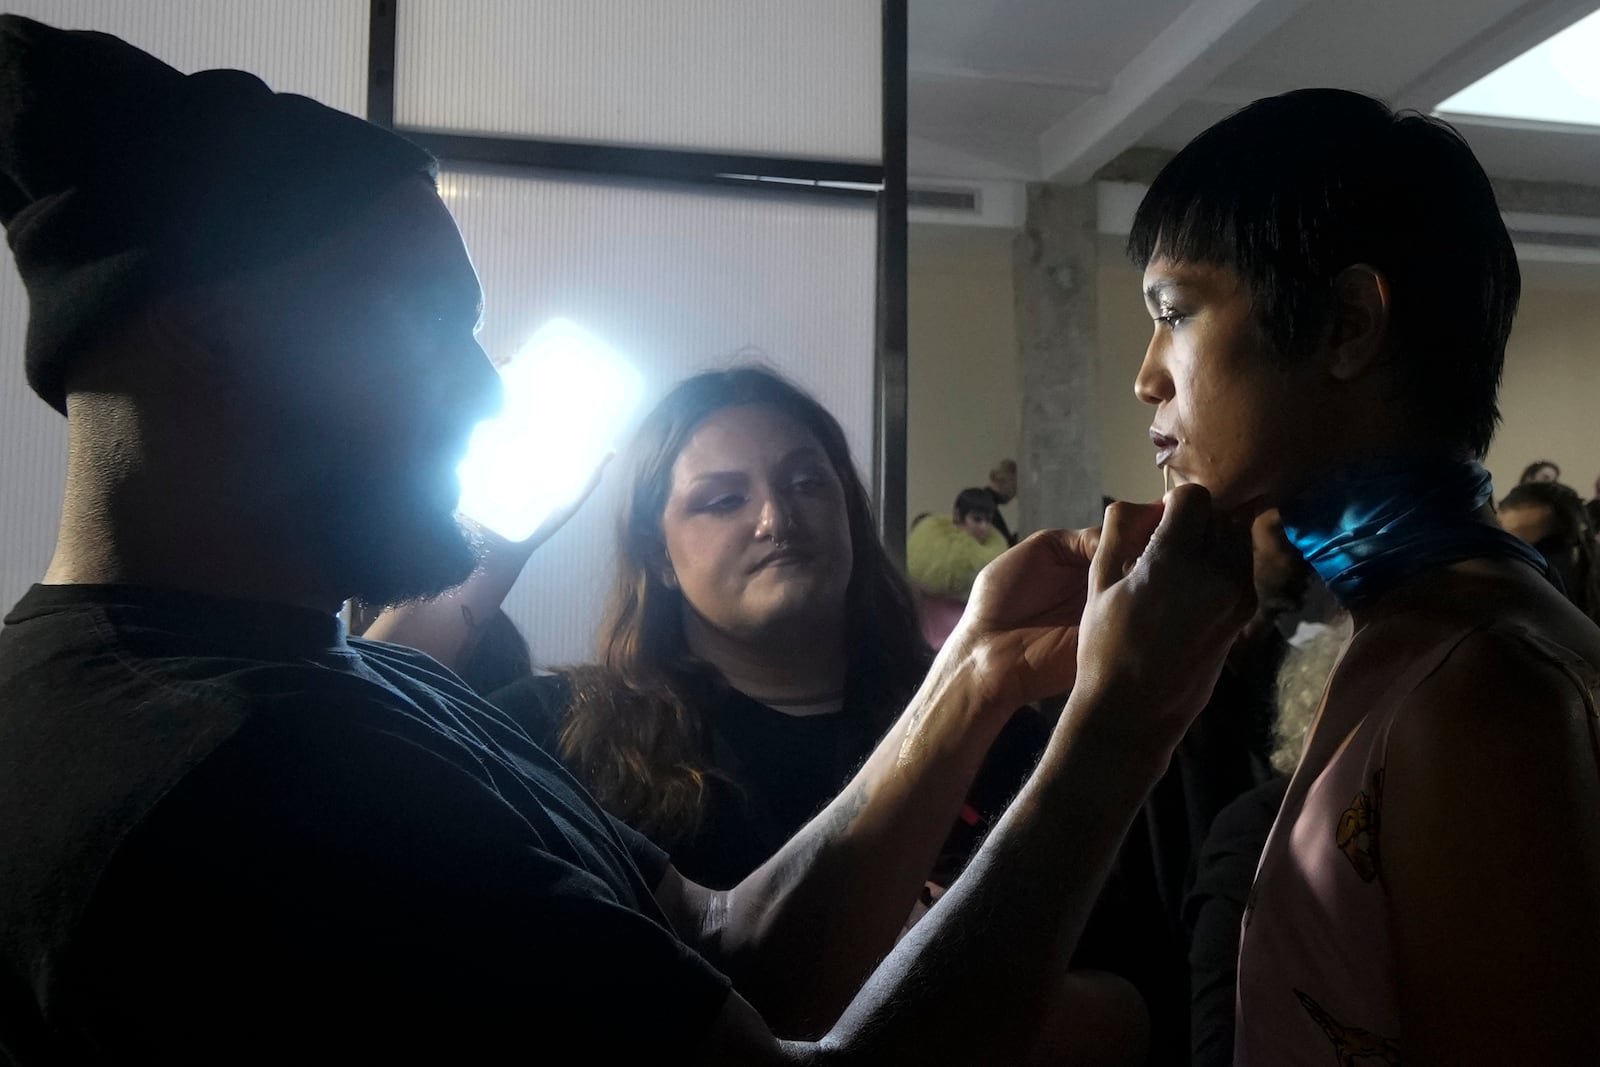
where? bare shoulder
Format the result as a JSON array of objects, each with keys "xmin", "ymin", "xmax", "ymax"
[
  {"xmin": 1378, "ymin": 612, "xmax": 1600, "ymax": 1060},
  {"xmin": 1392, "ymin": 620, "xmax": 1598, "ymax": 765},
  {"xmin": 1381, "ymin": 618, "xmax": 1600, "ymax": 891}
]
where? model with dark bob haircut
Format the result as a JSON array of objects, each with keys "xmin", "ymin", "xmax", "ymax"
[
  {"xmin": 1131, "ymin": 88, "xmax": 1599, "ymax": 1067},
  {"xmin": 1129, "ymin": 88, "xmax": 1519, "ymax": 459}
]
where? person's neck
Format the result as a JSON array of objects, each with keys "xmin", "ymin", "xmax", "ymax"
[
  {"xmin": 1276, "ymin": 430, "xmax": 1466, "ymax": 503},
  {"xmin": 683, "ymin": 608, "xmax": 849, "ymax": 708},
  {"xmin": 42, "ymin": 412, "xmax": 344, "ymax": 616}
]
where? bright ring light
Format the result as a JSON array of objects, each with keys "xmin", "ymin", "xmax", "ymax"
[{"xmin": 456, "ymin": 318, "xmax": 642, "ymax": 542}]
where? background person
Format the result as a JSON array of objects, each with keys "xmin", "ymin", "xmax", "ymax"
[
  {"xmin": 984, "ymin": 458, "xmax": 1021, "ymax": 546},
  {"xmin": 1496, "ymin": 479, "xmax": 1600, "ymax": 624},
  {"xmin": 1520, "ymin": 458, "xmax": 1561, "ymax": 484},
  {"xmin": 906, "ymin": 487, "xmax": 1010, "ymax": 650},
  {"xmin": 1588, "ymin": 470, "xmax": 1600, "ymax": 537}
]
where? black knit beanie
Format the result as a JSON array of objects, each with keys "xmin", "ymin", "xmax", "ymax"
[{"xmin": 0, "ymin": 14, "xmax": 438, "ymax": 412}]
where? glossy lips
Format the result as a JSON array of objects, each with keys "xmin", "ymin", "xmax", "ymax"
[{"xmin": 1150, "ymin": 428, "xmax": 1179, "ymax": 468}]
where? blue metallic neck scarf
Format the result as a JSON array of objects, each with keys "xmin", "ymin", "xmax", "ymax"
[{"xmin": 1278, "ymin": 456, "xmax": 1548, "ymax": 610}]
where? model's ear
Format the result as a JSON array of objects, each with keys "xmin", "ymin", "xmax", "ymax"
[{"xmin": 1325, "ymin": 264, "xmax": 1392, "ymax": 382}]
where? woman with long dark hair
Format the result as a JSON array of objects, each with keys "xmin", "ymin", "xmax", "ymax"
[
  {"xmin": 497, "ymin": 366, "xmax": 941, "ymax": 886},
  {"xmin": 373, "ymin": 366, "xmax": 1038, "ymax": 889}
]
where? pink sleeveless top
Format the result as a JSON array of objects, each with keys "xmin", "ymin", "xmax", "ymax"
[{"xmin": 1235, "ymin": 612, "xmax": 1600, "ymax": 1066}]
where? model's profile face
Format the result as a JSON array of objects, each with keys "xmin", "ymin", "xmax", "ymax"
[{"xmin": 1136, "ymin": 256, "xmax": 1323, "ymax": 512}]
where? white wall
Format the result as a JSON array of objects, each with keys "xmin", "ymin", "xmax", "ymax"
[
  {"xmin": 448, "ymin": 169, "xmax": 877, "ymax": 665},
  {"xmin": 396, "ymin": 0, "xmax": 881, "ymax": 160},
  {"xmin": 906, "ymin": 225, "xmax": 1022, "ymax": 531},
  {"xmin": 1485, "ymin": 262, "xmax": 1600, "ymax": 499}
]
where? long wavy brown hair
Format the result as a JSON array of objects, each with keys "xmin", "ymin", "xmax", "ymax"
[{"xmin": 556, "ymin": 366, "xmax": 930, "ymax": 846}]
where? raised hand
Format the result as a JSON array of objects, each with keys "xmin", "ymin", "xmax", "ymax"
[
  {"xmin": 362, "ymin": 455, "xmax": 611, "ymax": 666},
  {"xmin": 1072, "ymin": 484, "xmax": 1257, "ymax": 742},
  {"xmin": 468, "ymin": 451, "xmax": 613, "ymax": 577},
  {"xmin": 951, "ymin": 524, "xmax": 1101, "ymax": 710}
]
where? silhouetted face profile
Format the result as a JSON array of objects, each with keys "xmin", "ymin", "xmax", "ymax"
[{"xmin": 209, "ymin": 178, "xmax": 502, "ymax": 606}]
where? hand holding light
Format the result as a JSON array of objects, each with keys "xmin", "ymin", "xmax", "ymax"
[{"xmin": 456, "ymin": 318, "xmax": 642, "ymax": 543}]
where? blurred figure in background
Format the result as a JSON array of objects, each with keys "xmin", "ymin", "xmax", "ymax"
[
  {"xmin": 1497, "ymin": 480, "xmax": 1600, "ymax": 624},
  {"xmin": 984, "ymin": 458, "xmax": 1021, "ymax": 546},
  {"xmin": 1520, "ymin": 458, "xmax": 1561, "ymax": 484},
  {"xmin": 1588, "ymin": 470, "xmax": 1600, "ymax": 539},
  {"xmin": 906, "ymin": 487, "xmax": 1010, "ymax": 650}
]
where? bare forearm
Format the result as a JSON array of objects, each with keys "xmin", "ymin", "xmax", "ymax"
[
  {"xmin": 363, "ymin": 552, "xmax": 525, "ymax": 668},
  {"xmin": 819, "ymin": 697, "xmax": 1175, "ymax": 1064},
  {"xmin": 713, "ymin": 639, "xmax": 1015, "ymax": 1036}
]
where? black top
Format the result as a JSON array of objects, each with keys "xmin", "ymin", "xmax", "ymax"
[
  {"xmin": 0, "ymin": 584, "xmax": 730, "ymax": 1065},
  {"xmin": 1184, "ymin": 775, "xmax": 1289, "ymax": 1067},
  {"xmin": 493, "ymin": 674, "xmax": 1051, "ymax": 891}
]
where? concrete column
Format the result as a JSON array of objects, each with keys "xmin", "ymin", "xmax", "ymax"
[{"xmin": 1012, "ymin": 182, "xmax": 1103, "ymax": 533}]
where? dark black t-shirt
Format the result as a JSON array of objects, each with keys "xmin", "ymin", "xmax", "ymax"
[
  {"xmin": 492, "ymin": 674, "xmax": 880, "ymax": 889},
  {"xmin": 493, "ymin": 673, "xmax": 1050, "ymax": 891},
  {"xmin": 1184, "ymin": 775, "xmax": 1289, "ymax": 1067},
  {"xmin": 0, "ymin": 585, "xmax": 730, "ymax": 1064}
]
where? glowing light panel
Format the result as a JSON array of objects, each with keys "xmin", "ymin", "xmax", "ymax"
[
  {"xmin": 1437, "ymin": 9, "xmax": 1600, "ymax": 128},
  {"xmin": 456, "ymin": 318, "xmax": 642, "ymax": 542}
]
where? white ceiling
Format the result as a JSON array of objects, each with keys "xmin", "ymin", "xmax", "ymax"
[{"xmin": 910, "ymin": 0, "xmax": 1600, "ymax": 187}]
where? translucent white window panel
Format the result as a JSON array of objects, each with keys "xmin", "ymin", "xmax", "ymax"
[
  {"xmin": 397, "ymin": 0, "xmax": 882, "ymax": 162},
  {"xmin": 1437, "ymin": 9, "xmax": 1600, "ymax": 128},
  {"xmin": 0, "ymin": 257, "xmax": 67, "ymax": 614},
  {"xmin": 440, "ymin": 168, "xmax": 877, "ymax": 665},
  {"xmin": 0, "ymin": 0, "xmax": 368, "ymax": 115}
]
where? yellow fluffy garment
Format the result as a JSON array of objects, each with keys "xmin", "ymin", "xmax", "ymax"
[{"xmin": 906, "ymin": 515, "xmax": 1007, "ymax": 599}]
